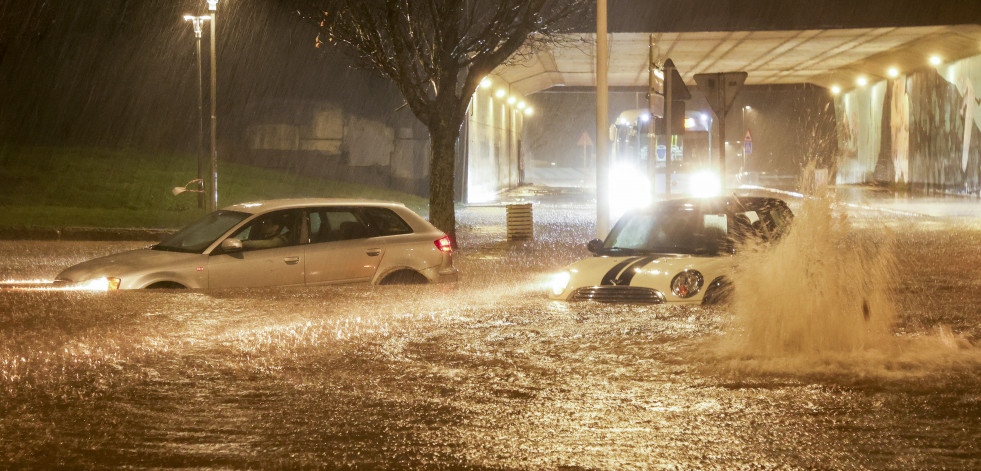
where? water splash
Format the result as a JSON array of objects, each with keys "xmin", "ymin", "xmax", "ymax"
[
  {"xmin": 711, "ymin": 178, "xmax": 981, "ymax": 386},
  {"xmin": 725, "ymin": 190, "xmax": 898, "ymax": 357}
]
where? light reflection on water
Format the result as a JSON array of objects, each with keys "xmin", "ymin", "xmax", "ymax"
[
  {"xmin": 1, "ymin": 277, "xmax": 113, "ymax": 291},
  {"xmin": 1, "ymin": 202, "xmax": 980, "ymax": 469}
]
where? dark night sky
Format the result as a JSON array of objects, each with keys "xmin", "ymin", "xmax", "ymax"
[
  {"xmin": 0, "ymin": 0, "xmax": 403, "ymax": 150},
  {"xmin": 0, "ymin": 0, "xmax": 978, "ymax": 151}
]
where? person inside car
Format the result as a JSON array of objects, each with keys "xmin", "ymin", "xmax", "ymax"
[{"xmin": 241, "ymin": 215, "xmax": 290, "ymax": 250}]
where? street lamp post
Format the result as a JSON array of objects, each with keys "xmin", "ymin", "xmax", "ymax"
[
  {"xmin": 183, "ymin": 14, "xmax": 210, "ymax": 209},
  {"xmin": 742, "ymin": 105, "xmax": 751, "ymax": 172},
  {"xmin": 207, "ymin": 0, "xmax": 219, "ymax": 211},
  {"xmin": 595, "ymin": 0, "xmax": 610, "ymax": 238}
]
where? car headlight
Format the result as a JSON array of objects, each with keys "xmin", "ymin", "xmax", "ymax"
[
  {"xmin": 671, "ymin": 270, "xmax": 703, "ymax": 298},
  {"xmin": 550, "ymin": 271, "xmax": 571, "ymax": 295},
  {"xmin": 71, "ymin": 277, "xmax": 121, "ymax": 291}
]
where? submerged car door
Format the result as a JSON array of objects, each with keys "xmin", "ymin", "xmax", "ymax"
[
  {"xmin": 207, "ymin": 209, "xmax": 306, "ymax": 288},
  {"xmin": 304, "ymin": 208, "xmax": 383, "ymax": 285}
]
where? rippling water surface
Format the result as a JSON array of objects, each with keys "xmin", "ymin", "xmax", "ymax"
[{"xmin": 1, "ymin": 199, "xmax": 980, "ymax": 469}]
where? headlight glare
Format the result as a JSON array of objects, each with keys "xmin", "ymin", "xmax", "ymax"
[
  {"xmin": 550, "ymin": 271, "xmax": 571, "ymax": 295},
  {"xmin": 671, "ymin": 270, "xmax": 703, "ymax": 298},
  {"xmin": 107, "ymin": 277, "xmax": 121, "ymax": 290},
  {"xmin": 689, "ymin": 170, "xmax": 722, "ymax": 198}
]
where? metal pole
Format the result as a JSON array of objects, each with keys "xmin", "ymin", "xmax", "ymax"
[
  {"xmin": 664, "ymin": 61, "xmax": 673, "ymax": 198},
  {"xmin": 208, "ymin": 0, "xmax": 219, "ymax": 211},
  {"xmin": 647, "ymin": 34, "xmax": 657, "ymax": 198},
  {"xmin": 195, "ymin": 31, "xmax": 205, "ymax": 209},
  {"xmin": 184, "ymin": 15, "xmax": 210, "ymax": 209},
  {"xmin": 707, "ymin": 115, "xmax": 712, "ymax": 169},
  {"xmin": 741, "ymin": 106, "xmax": 746, "ymax": 173},
  {"xmin": 595, "ymin": 0, "xmax": 610, "ymax": 238},
  {"xmin": 718, "ymin": 85, "xmax": 727, "ymax": 191}
]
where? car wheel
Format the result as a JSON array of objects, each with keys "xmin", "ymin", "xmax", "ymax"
[
  {"xmin": 701, "ymin": 277, "xmax": 731, "ymax": 305},
  {"xmin": 144, "ymin": 281, "xmax": 186, "ymax": 289},
  {"xmin": 379, "ymin": 270, "xmax": 428, "ymax": 285}
]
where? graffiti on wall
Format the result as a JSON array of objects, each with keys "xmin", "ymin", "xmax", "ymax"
[
  {"xmin": 890, "ymin": 78, "xmax": 910, "ymax": 184},
  {"xmin": 835, "ymin": 54, "xmax": 981, "ymax": 193}
]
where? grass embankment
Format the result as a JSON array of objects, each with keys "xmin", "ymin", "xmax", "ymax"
[{"xmin": 0, "ymin": 146, "xmax": 427, "ymax": 229}]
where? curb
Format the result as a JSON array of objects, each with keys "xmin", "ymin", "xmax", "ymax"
[{"xmin": 0, "ymin": 227, "xmax": 174, "ymax": 241}]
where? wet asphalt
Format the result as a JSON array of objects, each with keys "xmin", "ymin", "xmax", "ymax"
[{"xmin": 1, "ymin": 192, "xmax": 980, "ymax": 469}]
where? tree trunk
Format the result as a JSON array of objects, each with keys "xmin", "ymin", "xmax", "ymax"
[{"xmin": 428, "ymin": 118, "xmax": 460, "ymax": 246}]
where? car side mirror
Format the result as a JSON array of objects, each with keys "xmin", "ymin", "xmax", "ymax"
[
  {"xmin": 220, "ymin": 238, "xmax": 243, "ymax": 252},
  {"xmin": 586, "ymin": 238, "xmax": 603, "ymax": 254}
]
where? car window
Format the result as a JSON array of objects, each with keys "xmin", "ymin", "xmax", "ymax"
[
  {"xmin": 765, "ymin": 204, "xmax": 793, "ymax": 239},
  {"xmin": 610, "ymin": 215, "xmax": 657, "ymax": 249},
  {"xmin": 309, "ymin": 208, "xmax": 374, "ymax": 243},
  {"xmin": 605, "ymin": 207, "xmax": 725, "ymax": 254},
  {"xmin": 231, "ymin": 209, "xmax": 301, "ymax": 251},
  {"xmin": 741, "ymin": 200, "xmax": 793, "ymax": 241},
  {"xmin": 363, "ymin": 207, "xmax": 413, "ymax": 236},
  {"xmin": 154, "ymin": 210, "xmax": 250, "ymax": 253},
  {"xmin": 309, "ymin": 211, "xmax": 322, "ymax": 239},
  {"xmin": 730, "ymin": 210, "xmax": 763, "ymax": 242}
]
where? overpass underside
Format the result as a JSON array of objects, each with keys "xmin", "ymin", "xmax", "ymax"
[{"xmin": 465, "ymin": 25, "xmax": 981, "ymax": 199}]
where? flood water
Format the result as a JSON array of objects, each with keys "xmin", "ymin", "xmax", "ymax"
[{"xmin": 1, "ymin": 195, "xmax": 980, "ymax": 469}]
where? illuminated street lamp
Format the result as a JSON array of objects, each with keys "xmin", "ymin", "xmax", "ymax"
[
  {"xmin": 206, "ymin": 0, "xmax": 220, "ymax": 211},
  {"xmin": 183, "ymin": 14, "xmax": 210, "ymax": 209}
]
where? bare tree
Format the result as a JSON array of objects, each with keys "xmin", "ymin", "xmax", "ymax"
[{"xmin": 293, "ymin": 0, "xmax": 589, "ymax": 244}]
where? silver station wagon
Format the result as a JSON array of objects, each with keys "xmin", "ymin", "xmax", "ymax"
[{"xmin": 56, "ymin": 199, "xmax": 458, "ymax": 290}]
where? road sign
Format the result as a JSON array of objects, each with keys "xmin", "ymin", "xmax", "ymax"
[
  {"xmin": 744, "ymin": 130, "xmax": 752, "ymax": 142},
  {"xmin": 744, "ymin": 140, "xmax": 753, "ymax": 156},
  {"xmin": 693, "ymin": 72, "xmax": 747, "ymax": 118},
  {"xmin": 654, "ymin": 101, "xmax": 685, "ymax": 135},
  {"xmin": 693, "ymin": 71, "xmax": 747, "ymax": 191},
  {"xmin": 662, "ymin": 59, "xmax": 691, "ymax": 100}
]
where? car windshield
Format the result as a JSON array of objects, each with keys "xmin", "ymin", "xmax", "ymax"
[
  {"xmin": 153, "ymin": 210, "xmax": 250, "ymax": 253},
  {"xmin": 603, "ymin": 205, "xmax": 728, "ymax": 255}
]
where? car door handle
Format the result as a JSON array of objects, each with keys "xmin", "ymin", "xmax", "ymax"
[
  {"xmin": 284, "ymin": 256, "xmax": 300, "ymax": 265},
  {"xmin": 366, "ymin": 249, "xmax": 381, "ymax": 256}
]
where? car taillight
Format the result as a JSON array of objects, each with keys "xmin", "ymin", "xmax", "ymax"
[
  {"xmin": 107, "ymin": 277, "xmax": 121, "ymax": 290},
  {"xmin": 435, "ymin": 236, "xmax": 453, "ymax": 252}
]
